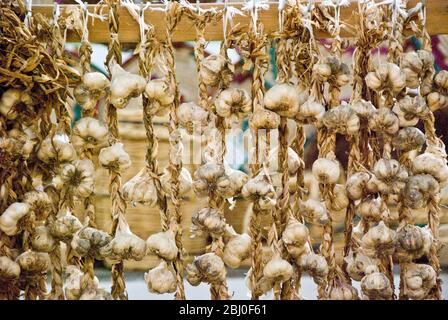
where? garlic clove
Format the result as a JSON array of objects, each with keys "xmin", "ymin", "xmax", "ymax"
[
  {"xmin": 110, "ymin": 63, "xmax": 146, "ymax": 109},
  {"xmin": 0, "ymin": 202, "xmax": 30, "ymax": 236}
]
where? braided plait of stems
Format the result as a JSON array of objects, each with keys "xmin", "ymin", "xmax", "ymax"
[
  {"xmin": 427, "ymin": 194, "xmax": 442, "ymax": 299},
  {"xmin": 387, "ymin": 0, "xmax": 407, "ymax": 65},
  {"xmin": 165, "ymin": 2, "xmax": 186, "ymax": 300}
]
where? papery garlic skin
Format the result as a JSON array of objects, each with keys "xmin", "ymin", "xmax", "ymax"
[
  {"xmin": 250, "ymin": 109, "xmax": 281, "ymax": 129},
  {"xmin": 312, "ymin": 157, "xmax": 341, "ymax": 184},
  {"xmin": 144, "ymin": 79, "xmax": 174, "ymax": 116},
  {"xmin": 365, "ymin": 63, "xmax": 406, "ymax": 94},
  {"xmin": 0, "ymin": 256, "xmax": 21, "ymax": 280},
  {"xmin": 322, "ymin": 104, "xmax": 360, "ymax": 135},
  {"xmin": 402, "ymin": 174, "xmax": 440, "ymax": 209},
  {"xmin": 191, "ymin": 208, "xmax": 226, "ymax": 237},
  {"xmin": 0, "ymin": 202, "xmax": 30, "ymax": 236},
  {"xmin": 346, "ymin": 172, "xmax": 378, "ymax": 201},
  {"xmin": 216, "ymin": 167, "xmax": 249, "ymax": 199},
  {"xmin": 31, "ymin": 226, "xmax": 56, "ymax": 253},
  {"xmin": 403, "ymin": 263, "xmax": 437, "ymax": 300},
  {"xmin": 245, "ymin": 268, "xmax": 274, "ymax": 296},
  {"xmin": 99, "ymin": 143, "xmax": 132, "ymax": 170},
  {"xmin": 351, "ymin": 99, "xmax": 376, "ymax": 119},
  {"xmin": 65, "ymin": 265, "xmax": 100, "ymax": 300},
  {"xmin": 37, "ymin": 134, "xmax": 77, "ymax": 164},
  {"xmin": 268, "ymin": 147, "xmax": 302, "ymax": 176},
  {"xmin": 392, "ymin": 95, "xmax": 428, "ymax": 127},
  {"xmin": 144, "ymin": 261, "xmax": 177, "ymax": 294},
  {"xmin": 361, "ymin": 221, "xmax": 396, "ymax": 258},
  {"xmin": 299, "ymin": 253, "xmax": 329, "ymax": 281},
  {"xmin": 122, "ymin": 168, "xmax": 158, "ymax": 206},
  {"xmin": 328, "ymin": 283, "xmax": 359, "ymax": 300},
  {"xmin": 264, "ymin": 83, "xmax": 308, "ymax": 118},
  {"xmin": 296, "ymin": 99, "xmax": 325, "ymax": 124},
  {"xmin": 186, "ymin": 253, "xmax": 226, "ymax": 286},
  {"xmin": 282, "ymin": 218, "xmax": 309, "ymax": 260},
  {"xmin": 0, "ymin": 88, "xmax": 33, "ymax": 120},
  {"xmin": 72, "ymin": 117, "xmax": 109, "ymax": 154},
  {"xmin": 215, "ymin": 88, "xmax": 251, "ymax": 120},
  {"xmin": 395, "ymin": 224, "xmax": 433, "ymax": 262},
  {"xmin": 200, "ymin": 54, "xmax": 231, "ymax": 87},
  {"xmin": 110, "ymin": 64, "xmax": 146, "ymax": 109},
  {"xmin": 392, "ymin": 127, "xmax": 426, "ymax": 153},
  {"xmin": 146, "ymin": 229, "xmax": 178, "ymax": 261},
  {"xmin": 177, "ymin": 102, "xmax": 209, "ymax": 135},
  {"xmin": 160, "ymin": 166, "xmax": 192, "ymax": 196},
  {"xmin": 328, "ymin": 184, "xmax": 349, "ymax": 212},
  {"xmin": 345, "ymin": 251, "xmax": 378, "ymax": 281},
  {"xmin": 60, "ymin": 159, "xmax": 95, "ymax": 198},
  {"xmin": 356, "ymin": 197, "xmax": 387, "ymax": 223},
  {"xmin": 193, "ymin": 163, "xmax": 226, "ymax": 197},
  {"xmin": 241, "ymin": 172, "xmax": 277, "ymax": 214},
  {"xmin": 99, "ymin": 230, "xmax": 147, "ymax": 263},
  {"xmin": 299, "ymin": 199, "xmax": 329, "ymax": 225},
  {"xmin": 23, "ymin": 191, "xmax": 52, "ymax": 222},
  {"xmin": 71, "ymin": 227, "xmax": 112, "ymax": 260},
  {"xmin": 368, "ymin": 108, "xmax": 400, "ymax": 135},
  {"xmin": 48, "ymin": 212, "xmax": 83, "ymax": 241},
  {"xmin": 79, "ymin": 288, "xmax": 113, "ymax": 300},
  {"xmin": 223, "ymin": 233, "xmax": 252, "ymax": 269},
  {"xmin": 15, "ymin": 250, "xmax": 49, "ymax": 273},
  {"xmin": 263, "ymin": 255, "xmax": 293, "ymax": 283},
  {"xmin": 412, "ymin": 153, "xmax": 448, "ymax": 186},
  {"xmin": 74, "ymin": 72, "xmax": 110, "ymax": 110},
  {"xmin": 361, "ymin": 271, "xmax": 393, "ymax": 300},
  {"xmin": 373, "ymin": 158, "xmax": 408, "ymax": 194}
]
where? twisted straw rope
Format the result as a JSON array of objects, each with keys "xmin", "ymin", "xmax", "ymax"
[{"xmin": 428, "ymin": 196, "xmax": 442, "ymax": 299}]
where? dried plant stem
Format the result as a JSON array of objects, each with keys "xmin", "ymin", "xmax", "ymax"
[{"xmin": 428, "ymin": 196, "xmax": 442, "ymax": 299}]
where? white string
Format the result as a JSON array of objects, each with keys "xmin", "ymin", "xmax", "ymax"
[
  {"xmin": 242, "ymin": 0, "xmax": 270, "ymax": 34},
  {"xmin": 223, "ymin": 2, "xmax": 245, "ymax": 42},
  {"xmin": 278, "ymin": 0, "xmax": 285, "ymax": 33},
  {"xmin": 25, "ymin": 0, "xmax": 32, "ymax": 28}
]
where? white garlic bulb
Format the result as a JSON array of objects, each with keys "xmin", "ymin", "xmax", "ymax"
[
  {"xmin": 241, "ymin": 172, "xmax": 277, "ymax": 213},
  {"xmin": 351, "ymin": 99, "xmax": 376, "ymax": 119},
  {"xmin": 79, "ymin": 288, "xmax": 113, "ymax": 300},
  {"xmin": 31, "ymin": 226, "xmax": 56, "ymax": 253},
  {"xmin": 245, "ymin": 268, "xmax": 274, "ymax": 296},
  {"xmin": 186, "ymin": 253, "xmax": 226, "ymax": 286},
  {"xmin": 144, "ymin": 79, "xmax": 174, "ymax": 116},
  {"xmin": 299, "ymin": 253, "xmax": 329, "ymax": 281},
  {"xmin": 160, "ymin": 166, "xmax": 192, "ymax": 196},
  {"xmin": 263, "ymin": 255, "xmax": 293, "ymax": 283},
  {"xmin": 146, "ymin": 229, "xmax": 178, "ymax": 261},
  {"xmin": 122, "ymin": 168, "xmax": 158, "ymax": 206},
  {"xmin": 361, "ymin": 221, "xmax": 396, "ymax": 258},
  {"xmin": 282, "ymin": 218, "xmax": 309, "ymax": 259},
  {"xmin": 0, "ymin": 88, "xmax": 33, "ymax": 120},
  {"xmin": 65, "ymin": 265, "xmax": 100, "ymax": 300},
  {"xmin": 346, "ymin": 172, "xmax": 378, "ymax": 201},
  {"xmin": 37, "ymin": 133, "xmax": 76, "ymax": 164},
  {"xmin": 23, "ymin": 191, "xmax": 52, "ymax": 222},
  {"xmin": 296, "ymin": 99, "xmax": 325, "ymax": 124},
  {"xmin": 264, "ymin": 83, "xmax": 308, "ymax": 118},
  {"xmin": 392, "ymin": 95, "xmax": 428, "ymax": 127},
  {"xmin": 0, "ymin": 202, "xmax": 30, "ymax": 236},
  {"xmin": 72, "ymin": 117, "xmax": 109, "ymax": 154},
  {"xmin": 394, "ymin": 224, "xmax": 433, "ymax": 262},
  {"xmin": 74, "ymin": 72, "xmax": 110, "ymax": 110},
  {"xmin": 322, "ymin": 104, "xmax": 360, "ymax": 135},
  {"xmin": 99, "ymin": 142, "xmax": 131, "ymax": 170},
  {"xmin": 365, "ymin": 62, "xmax": 406, "ymax": 94},
  {"xmin": 373, "ymin": 158, "xmax": 408, "ymax": 194},
  {"xmin": 191, "ymin": 208, "xmax": 226, "ymax": 237},
  {"xmin": 345, "ymin": 251, "xmax": 378, "ymax": 281},
  {"xmin": 328, "ymin": 184, "xmax": 349, "ymax": 212},
  {"xmin": 368, "ymin": 108, "xmax": 400, "ymax": 135},
  {"xmin": 60, "ymin": 159, "xmax": 95, "ymax": 198},
  {"xmin": 16, "ymin": 250, "xmax": 49, "ymax": 273},
  {"xmin": 48, "ymin": 211, "xmax": 83, "ymax": 241},
  {"xmin": 268, "ymin": 146, "xmax": 302, "ymax": 176},
  {"xmin": 177, "ymin": 102, "xmax": 209, "ymax": 135},
  {"xmin": 328, "ymin": 282, "xmax": 359, "ymax": 300},
  {"xmin": 360, "ymin": 271, "xmax": 393, "ymax": 300},
  {"xmin": 392, "ymin": 127, "xmax": 426, "ymax": 153},
  {"xmin": 144, "ymin": 261, "xmax": 177, "ymax": 294},
  {"xmin": 0, "ymin": 256, "xmax": 21, "ymax": 280},
  {"xmin": 356, "ymin": 196, "xmax": 387, "ymax": 223},
  {"xmin": 299, "ymin": 199, "xmax": 329, "ymax": 225},
  {"xmin": 249, "ymin": 108, "xmax": 281, "ymax": 129},
  {"xmin": 223, "ymin": 233, "xmax": 252, "ymax": 269},
  {"xmin": 193, "ymin": 163, "xmax": 226, "ymax": 197},
  {"xmin": 216, "ymin": 166, "xmax": 249, "ymax": 199},
  {"xmin": 402, "ymin": 174, "xmax": 440, "ymax": 209},
  {"xmin": 109, "ymin": 63, "xmax": 146, "ymax": 109},
  {"xmin": 71, "ymin": 227, "xmax": 112, "ymax": 260},
  {"xmin": 403, "ymin": 263, "xmax": 437, "ymax": 300},
  {"xmin": 312, "ymin": 157, "xmax": 341, "ymax": 184},
  {"xmin": 200, "ymin": 54, "xmax": 231, "ymax": 87},
  {"xmin": 412, "ymin": 153, "xmax": 448, "ymax": 186},
  {"xmin": 215, "ymin": 88, "xmax": 251, "ymax": 120}
]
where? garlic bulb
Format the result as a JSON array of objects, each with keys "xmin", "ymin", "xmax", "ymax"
[
  {"xmin": 245, "ymin": 269, "xmax": 274, "ymax": 296},
  {"xmin": 392, "ymin": 127, "xmax": 426, "ymax": 153},
  {"xmin": 79, "ymin": 288, "xmax": 113, "ymax": 300},
  {"xmin": 322, "ymin": 104, "xmax": 360, "ymax": 135},
  {"xmin": 223, "ymin": 233, "xmax": 251, "ymax": 269},
  {"xmin": 365, "ymin": 62, "xmax": 406, "ymax": 94},
  {"xmin": 403, "ymin": 263, "xmax": 436, "ymax": 300},
  {"xmin": 361, "ymin": 221, "xmax": 396, "ymax": 258},
  {"xmin": 241, "ymin": 172, "xmax": 277, "ymax": 213},
  {"xmin": 351, "ymin": 99, "xmax": 376, "ymax": 119},
  {"xmin": 23, "ymin": 191, "xmax": 52, "ymax": 222},
  {"xmin": 328, "ymin": 283, "xmax": 359, "ymax": 300},
  {"xmin": 395, "ymin": 224, "xmax": 433, "ymax": 262},
  {"xmin": 373, "ymin": 158, "xmax": 408, "ymax": 194},
  {"xmin": 60, "ymin": 159, "xmax": 95, "ymax": 198},
  {"xmin": 186, "ymin": 253, "xmax": 226, "ymax": 286},
  {"xmin": 99, "ymin": 222, "xmax": 146, "ymax": 263},
  {"xmin": 0, "ymin": 256, "xmax": 20, "ymax": 280},
  {"xmin": 0, "ymin": 88, "xmax": 33, "ymax": 120},
  {"xmin": 144, "ymin": 261, "xmax": 177, "ymax": 294},
  {"xmin": 122, "ymin": 168, "xmax": 158, "ymax": 206},
  {"xmin": 109, "ymin": 63, "xmax": 146, "ymax": 109},
  {"xmin": 0, "ymin": 202, "xmax": 30, "ymax": 236},
  {"xmin": 313, "ymin": 62, "xmax": 332, "ymax": 82},
  {"xmin": 146, "ymin": 229, "xmax": 178, "ymax": 261},
  {"xmin": 191, "ymin": 208, "xmax": 226, "ymax": 237},
  {"xmin": 402, "ymin": 174, "xmax": 440, "ymax": 209},
  {"xmin": 216, "ymin": 166, "xmax": 249, "ymax": 199},
  {"xmin": 392, "ymin": 95, "xmax": 428, "ymax": 127},
  {"xmin": 72, "ymin": 117, "xmax": 109, "ymax": 154},
  {"xmin": 16, "ymin": 250, "xmax": 49, "ymax": 273},
  {"xmin": 264, "ymin": 83, "xmax": 308, "ymax": 118},
  {"xmin": 360, "ymin": 271, "xmax": 393, "ymax": 300},
  {"xmin": 249, "ymin": 108, "xmax": 281, "ymax": 130},
  {"xmin": 345, "ymin": 251, "xmax": 378, "ymax": 281},
  {"xmin": 99, "ymin": 142, "xmax": 132, "ymax": 170},
  {"xmin": 71, "ymin": 227, "xmax": 112, "ymax": 260},
  {"xmin": 48, "ymin": 211, "xmax": 83, "ymax": 241},
  {"xmin": 328, "ymin": 184, "xmax": 349, "ymax": 212},
  {"xmin": 368, "ymin": 108, "xmax": 399, "ymax": 135},
  {"xmin": 74, "ymin": 72, "xmax": 110, "ymax": 110},
  {"xmin": 193, "ymin": 163, "xmax": 226, "ymax": 197},
  {"xmin": 401, "ymin": 50, "xmax": 434, "ymax": 92},
  {"xmin": 31, "ymin": 226, "xmax": 56, "ymax": 253},
  {"xmin": 356, "ymin": 196, "xmax": 387, "ymax": 223},
  {"xmin": 412, "ymin": 153, "xmax": 448, "ymax": 186},
  {"xmin": 37, "ymin": 133, "xmax": 76, "ymax": 164},
  {"xmin": 65, "ymin": 265, "xmax": 100, "ymax": 300},
  {"xmin": 268, "ymin": 147, "xmax": 302, "ymax": 176},
  {"xmin": 313, "ymin": 57, "xmax": 350, "ymax": 86},
  {"xmin": 427, "ymin": 91, "xmax": 448, "ymax": 112},
  {"xmin": 6, "ymin": 126, "xmax": 36, "ymax": 159},
  {"xmin": 299, "ymin": 253, "xmax": 329, "ymax": 281},
  {"xmin": 295, "ymin": 99, "xmax": 325, "ymax": 124},
  {"xmin": 312, "ymin": 157, "xmax": 341, "ymax": 184},
  {"xmin": 263, "ymin": 255, "xmax": 293, "ymax": 283},
  {"xmin": 346, "ymin": 172, "xmax": 378, "ymax": 200},
  {"xmin": 299, "ymin": 199, "xmax": 329, "ymax": 225},
  {"xmin": 160, "ymin": 166, "xmax": 192, "ymax": 196},
  {"xmin": 177, "ymin": 102, "xmax": 209, "ymax": 135},
  {"xmin": 281, "ymin": 218, "xmax": 309, "ymax": 259},
  {"xmin": 200, "ymin": 54, "xmax": 231, "ymax": 87},
  {"xmin": 215, "ymin": 88, "xmax": 251, "ymax": 120},
  {"xmin": 144, "ymin": 79, "xmax": 175, "ymax": 116}
]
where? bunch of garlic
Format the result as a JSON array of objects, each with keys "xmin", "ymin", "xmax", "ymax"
[
  {"xmin": 401, "ymin": 50, "xmax": 434, "ymax": 94},
  {"xmin": 360, "ymin": 268, "xmax": 393, "ymax": 300},
  {"xmin": 144, "ymin": 260, "xmax": 177, "ymax": 294},
  {"xmin": 281, "ymin": 218, "xmax": 310, "ymax": 260},
  {"xmin": 365, "ymin": 62, "xmax": 406, "ymax": 95},
  {"xmin": 144, "ymin": 79, "xmax": 175, "ymax": 116},
  {"xmin": 71, "ymin": 227, "xmax": 112, "ymax": 260},
  {"xmin": 65, "ymin": 265, "xmax": 100, "ymax": 300},
  {"xmin": 262, "ymin": 255, "xmax": 294, "ymax": 285},
  {"xmin": 426, "ymin": 70, "xmax": 448, "ymax": 111},
  {"xmin": 313, "ymin": 57, "xmax": 350, "ymax": 86},
  {"xmin": 402, "ymin": 174, "xmax": 440, "ymax": 209},
  {"xmin": 186, "ymin": 253, "xmax": 227, "ymax": 286},
  {"xmin": 146, "ymin": 228, "xmax": 178, "ymax": 261},
  {"xmin": 191, "ymin": 208, "xmax": 227, "ymax": 238},
  {"xmin": 99, "ymin": 218, "xmax": 146, "ymax": 263},
  {"xmin": 392, "ymin": 127, "xmax": 426, "ymax": 153},
  {"xmin": 312, "ymin": 156, "xmax": 341, "ymax": 185},
  {"xmin": 249, "ymin": 108, "xmax": 281, "ymax": 130},
  {"xmin": 160, "ymin": 166, "xmax": 192, "ymax": 196},
  {"xmin": 214, "ymin": 88, "xmax": 251, "ymax": 121},
  {"xmin": 373, "ymin": 158, "xmax": 408, "ymax": 194},
  {"xmin": 74, "ymin": 72, "xmax": 110, "ymax": 110},
  {"xmin": 48, "ymin": 211, "xmax": 83, "ymax": 242},
  {"xmin": 368, "ymin": 107, "xmax": 400, "ymax": 136},
  {"xmin": 59, "ymin": 159, "xmax": 95, "ymax": 198},
  {"xmin": 200, "ymin": 54, "xmax": 232, "ymax": 87},
  {"xmin": 322, "ymin": 104, "xmax": 360, "ymax": 135},
  {"xmin": 177, "ymin": 102, "xmax": 209, "ymax": 135},
  {"xmin": 412, "ymin": 152, "xmax": 448, "ymax": 186},
  {"xmin": 356, "ymin": 196, "xmax": 388, "ymax": 223},
  {"xmin": 72, "ymin": 117, "xmax": 109, "ymax": 154},
  {"xmin": 394, "ymin": 224, "xmax": 433, "ymax": 262},
  {"xmin": 403, "ymin": 263, "xmax": 437, "ymax": 300},
  {"xmin": 37, "ymin": 133, "xmax": 76, "ymax": 164},
  {"xmin": 392, "ymin": 95, "xmax": 429, "ymax": 127},
  {"xmin": 298, "ymin": 199, "xmax": 330, "ymax": 225},
  {"xmin": 122, "ymin": 168, "xmax": 158, "ymax": 206},
  {"xmin": 0, "ymin": 202, "xmax": 30, "ymax": 236},
  {"xmin": 31, "ymin": 226, "xmax": 56, "ymax": 253},
  {"xmin": 345, "ymin": 251, "xmax": 378, "ymax": 281},
  {"xmin": 0, "ymin": 88, "xmax": 33, "ymax": 120},
  {"xmin": 360, "ymin": 221, "xmax": 396, "ymax": 258},
  {"xmin": 109, "ymin": 63, "xmax": 146, "ymax": 109},
  {"xmin": 241, "ymin": 171, "xmax": 277, "ymax": 213},
  {"xmin": 223, "ymin": 233, "xmax": 252, "ymax": 269},
  {"xmin": 264, "ymin": 83, "xmax": 308, "ymax": 118},
  {"xmin": 295, "ymin": 98, "xmax": 326, "ymax": 124},
  {"xmin": 99, "ymin": 142, "xmax": 132, "ymax": 170}
]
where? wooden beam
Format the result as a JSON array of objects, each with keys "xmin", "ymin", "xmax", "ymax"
[{"xmin": 32, "ymin": 1, "xmax": 448, "ymax": 43}]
